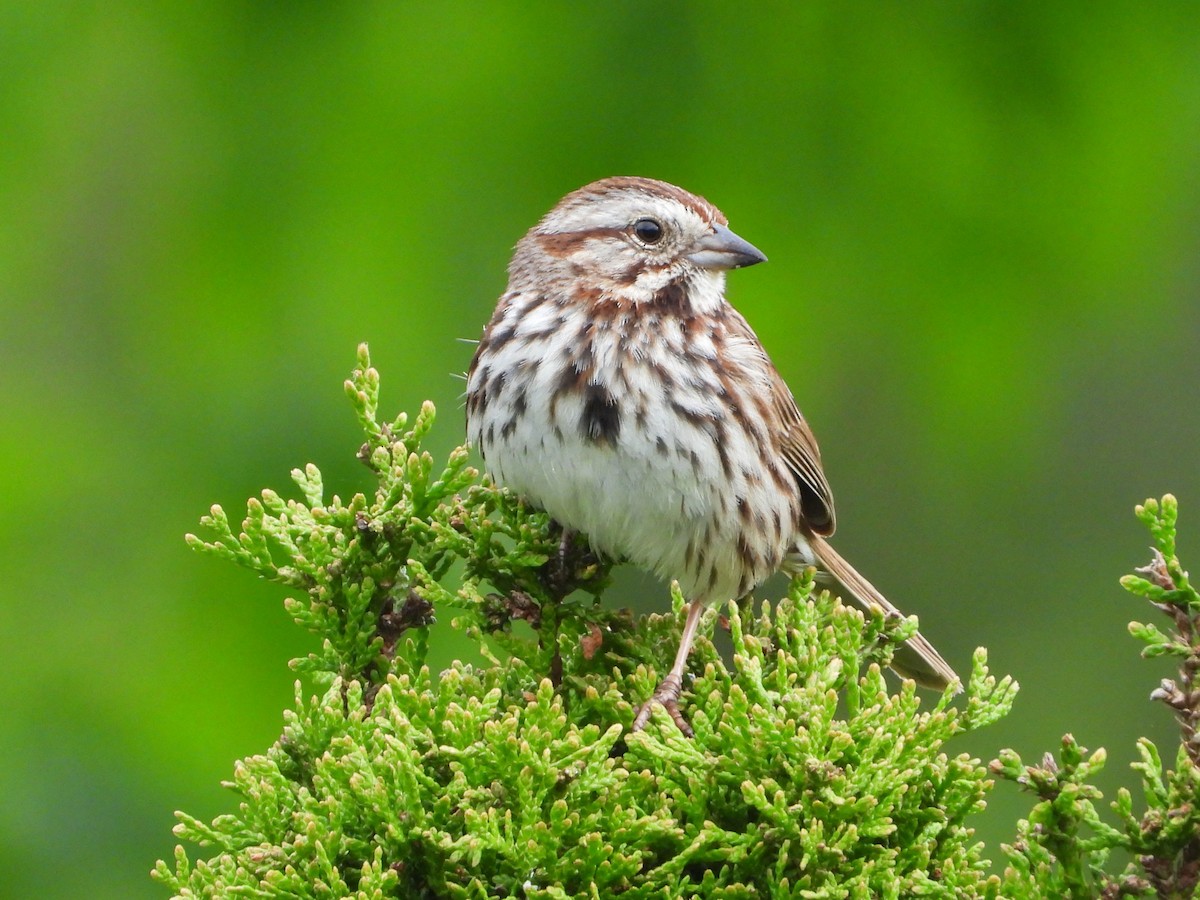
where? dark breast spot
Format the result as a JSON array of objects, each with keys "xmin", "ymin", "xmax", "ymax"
[{"xmin": 580, "ymin": 384, "xmax": 621, "ymax": 447}]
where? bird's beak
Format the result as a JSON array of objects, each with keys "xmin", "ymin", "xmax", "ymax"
[{"xmin": 687, "ymin": 223, "xmax": 768, "ymax": 270}]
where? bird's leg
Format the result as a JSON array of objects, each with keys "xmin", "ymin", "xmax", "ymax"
[
  {"xmin": 556, "ymin": 525, "xmax": 576, "ymax": 589},
  {"xmin": 632, "ymin": 599, "xmax": 705, "ymax": 737},
  {"xmin": 541, "ymin": 521, "xmax": 577, "ymax": 598}
]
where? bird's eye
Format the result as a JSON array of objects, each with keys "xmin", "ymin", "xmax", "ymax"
[{"xmin": 633, "ymin": 218, "xmax": 664, "ymax": 245}]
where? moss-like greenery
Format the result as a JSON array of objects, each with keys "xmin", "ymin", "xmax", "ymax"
[
  {"xmin": 154, "ymin": 346, "xmax": 1200, "ymax": 898},
  {"xmin": 992, "ymin": 494, "xmax": 1200, "ymax": 898}
]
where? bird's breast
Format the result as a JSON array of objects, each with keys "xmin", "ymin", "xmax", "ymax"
[{"xmin": 467, "ymin": 298, "xmax": 797, "ymax": 602}]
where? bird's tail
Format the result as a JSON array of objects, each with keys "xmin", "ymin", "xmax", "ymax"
[{"xmin": 791, "ymin": 535, "xmax": 960, "ymax": 692}]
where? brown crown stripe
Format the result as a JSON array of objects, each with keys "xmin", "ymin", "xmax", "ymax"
[{"xmin": 559, "ymin": 176, "xmax": 728, "ymax": 227}]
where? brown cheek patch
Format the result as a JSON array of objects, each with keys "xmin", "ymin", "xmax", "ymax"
[{"xmin": 535, "ymin": 228, "xmax": 624, "ymax": 258}]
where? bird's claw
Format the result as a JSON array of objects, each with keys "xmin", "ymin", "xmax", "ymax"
[{"xmin": 631, "ymin": 673, "xmax": 693, "ymax": 737}]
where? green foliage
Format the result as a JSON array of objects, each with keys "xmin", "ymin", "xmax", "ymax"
[
  {"xmin": 158, "ymin": 346, "xmax": 1020, "ymax": 897},
  {"xmin": 159, "ymin": 350, "xmax": 1200, "ymax": 897},
  {"xmin": 992, "ymin": 494, "xmax": 1200, "ymax": 898}
]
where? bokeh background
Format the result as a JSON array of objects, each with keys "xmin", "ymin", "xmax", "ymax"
[{"xmin": 3, "ymin": 4, "xmax": 1199, "ymax": 896}]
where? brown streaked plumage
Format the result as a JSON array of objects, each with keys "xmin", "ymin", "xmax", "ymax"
[{"xmin": 465, "ymin": 176, "xmax": 958, "ymax": 734}]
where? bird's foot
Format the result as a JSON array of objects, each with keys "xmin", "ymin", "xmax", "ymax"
[{"xmin": 631, "ymin": 673, "xmax": 693, "ymax": 737}]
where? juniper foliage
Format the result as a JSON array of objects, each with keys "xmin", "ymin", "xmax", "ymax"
[
  {"xmin": 156, "ymin": 345, "xmax": 1199, "ymax": 897},
  {"xmin": 992, "ymin": 495, "xmax": 1200, "ymax": 898}
]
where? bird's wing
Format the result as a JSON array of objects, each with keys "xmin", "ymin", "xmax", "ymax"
[{"xmin": 768, "ymin": 367, "xmax": 837, "ymax": 536}]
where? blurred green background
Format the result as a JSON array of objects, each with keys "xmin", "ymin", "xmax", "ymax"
[{"xmin": 3, "ymin": 4, "xmax": 1199, "ymax": 896}]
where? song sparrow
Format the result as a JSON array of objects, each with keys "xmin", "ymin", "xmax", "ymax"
[{"xmin": 466, "ymin": 176, "xmax": 957, "ymax": 734}]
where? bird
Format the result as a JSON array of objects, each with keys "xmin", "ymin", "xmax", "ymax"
[{"xmin": 465, "ymin": 176, "xmax": 957, "ymax": 733}]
